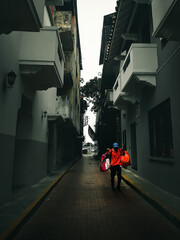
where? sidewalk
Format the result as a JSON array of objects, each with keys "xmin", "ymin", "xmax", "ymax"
[
  {"xmin": 0, "ymin": 157, "xmax": 79, "ymax": 240},
  {"xmin": 0, "ymin": 154, "xmax": 180, "ymax": 240},
  {"xmin": 121, "ymin": 168, "xmax": 180, "ymax": 228}
]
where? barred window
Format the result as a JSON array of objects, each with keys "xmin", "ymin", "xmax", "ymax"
[{"xmin": 148, "ymin": 98, "xmax": 174, "ymax": 158}]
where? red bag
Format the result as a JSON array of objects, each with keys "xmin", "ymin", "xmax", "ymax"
[
  {"xmin": 120, "ymin": 151, "xmax": 131, "ymax": 168},
  {"xmin": 100, "ymin": 154, "xmax": 110, "ymax": 172}
]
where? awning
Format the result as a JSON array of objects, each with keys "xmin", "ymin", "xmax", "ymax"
[
  {"xmin": 100, "ymin": 0, "xmax": 136, "ymax": 90},
  {"xmin": 108, "ymin": 0, "xmax": 135, "ymax": 60},
  {"xmin": 99, "ymin": 13, "xmax": 115, "ymax": 65}
]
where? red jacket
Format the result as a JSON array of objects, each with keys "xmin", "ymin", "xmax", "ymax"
[{"xmin": 108, "ymin": 148, "xmax": 124, "ymax": 166}]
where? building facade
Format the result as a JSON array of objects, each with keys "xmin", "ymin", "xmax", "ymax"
[
  {"xmin": 98, "ymin": 0, "xmax": 180, "ymax": 198},
  {"xmin": 0, "ymin": 0, "xmax": 83, "ymax": 205}
]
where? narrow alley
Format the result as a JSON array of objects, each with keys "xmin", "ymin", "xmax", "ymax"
[
  {"xmin": 1, "ymin": 0, "xmax": 180, "ymax": 239},
  {"xmin": 3, "ymin": 154, "xmax": 180, "ymax": 240}
]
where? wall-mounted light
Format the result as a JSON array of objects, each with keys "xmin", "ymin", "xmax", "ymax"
[
  {"xmin": 4, "ymin": 71, "xmax": 17, "ymax": 89},
  {"xmin": 123, "ymin": 112, "xmax": 127, "ymax": 119},
  {"xmin": 42, "ymin": 111, "xmax": 47, "ymax": 118},
  {"xmin": 8, "ymin": 71, "xmax": 17, "ymax": 87}
]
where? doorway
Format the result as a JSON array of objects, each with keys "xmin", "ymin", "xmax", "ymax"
[{"xmin": 12, "ymin": 95, "xmax": 33, "ymax": 190}]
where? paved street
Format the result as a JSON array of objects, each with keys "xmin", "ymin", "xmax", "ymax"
[{"xmin": 12, "ymin": 155, "xmax": 180, "ymax": 240}]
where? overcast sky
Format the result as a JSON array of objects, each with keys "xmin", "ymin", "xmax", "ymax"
[
  {"xmin": 77, "ymin": 0, "xmax": 116, "ymax": 82},
  {"xmin": 77, "ymin": 0, "xmax": 117, "ymax": 143}
]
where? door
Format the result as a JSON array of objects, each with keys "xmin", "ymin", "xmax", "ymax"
[
  {"xmin": 47, "ymin": 122, "xmax": 57, "ymax": 173},
  {"xmin": 12, "ymin": 95, "xmax": 33, "ymax": 189}
]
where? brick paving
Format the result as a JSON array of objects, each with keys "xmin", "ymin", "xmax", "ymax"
[{"xmin": 13, "ymin": 155, "xmax": 180, "ymax": 240}]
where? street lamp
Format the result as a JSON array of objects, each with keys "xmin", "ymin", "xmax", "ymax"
[
  {"xmin": 7, "ymin": 71, "xmax": 17, "ymax": 88},
  {"xmin": 123, "ymin": 112, "xmax": 127, "ymax": 119},
  {"xmin": 42, "ymin": 111, "xmax": 47, "ymax": 118}
]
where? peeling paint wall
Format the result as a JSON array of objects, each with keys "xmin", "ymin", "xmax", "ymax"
[{"xmin": 54, "ymin": 11, "xmax": 72, "ymax": 33}]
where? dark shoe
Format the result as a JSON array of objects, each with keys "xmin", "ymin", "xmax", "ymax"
[
  {"xmin": 117, "ymin": 186, "xmax": 121, "ymax": 192},
  {"xmin": 112, "ymin": 186, "xmax": 116, "ymax": 191}
]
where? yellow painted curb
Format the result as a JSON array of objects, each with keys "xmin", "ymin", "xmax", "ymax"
[
  {"xmin": 0, "ymin": 174, "xmax": 63, "ymax": 240},
  {"xmin": 121, "ymin": 173, "xmax": 180, "ymax": 222}
]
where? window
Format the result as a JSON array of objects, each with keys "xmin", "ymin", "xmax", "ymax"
[
  {"xmin": 123, "ymin": 55, "xmax": 130, "ymax": 73},
  {"xmin": 114, "ymin": 81, "xmax": 119, "ymax": 90},
  {"xmin": 148, "ymin": 99, "xmax": 174, "ymax": 158}
]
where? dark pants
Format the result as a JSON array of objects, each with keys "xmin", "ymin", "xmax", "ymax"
[{"xmin": 111, "ymin": 165, "xmax": 121, "ymax": 188}]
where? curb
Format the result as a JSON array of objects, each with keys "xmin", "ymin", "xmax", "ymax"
[
  {"xmin": 121, "ymin": 173, "xmax": 180, "ymax": 230},
  {"xmin": 0, "ymin": 158, "xmax": 80, "ymax": 240}
]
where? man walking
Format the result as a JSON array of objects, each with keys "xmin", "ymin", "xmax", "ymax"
[{"xmin": 107, "ymin": 142, "xmax": 123, "ymax": 191}]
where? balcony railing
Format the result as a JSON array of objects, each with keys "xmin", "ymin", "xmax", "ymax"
[
  {"xmin": 113, "ymin": 72, "xmax": 122, "ymax": 105},
  {"xmin": 104, "ymin": 89, "xmax": 113, "ymax": 107},
  {"xmin": 54, "ymin": 11, "xmax": 73, "ymax": 51},
  {"xmin": 151, "ymin": 0, "xmax": 180, "ymax": 40},
  {"xmin": 0, "ymin": 0, "xmax": 45, "ymax": 34},
  {"xmin": 121, "ymin": 43, "xmax": 158, "ymax": 94},
  {"xmin": 19, "ymin": 27, "xmax": 64, "ymax": 90},
  {"xmin": 113, "ymin": 43, "xmax": 158, "ymax": 108},
  {"xmin": 113, "ymin": 72, "xmax": 135, "ymax": 110}
]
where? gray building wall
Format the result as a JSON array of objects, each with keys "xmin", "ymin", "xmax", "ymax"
[
  {"xmin": 0, "ymin": 32, "xmax": 22, "ymax": 204},
  {"xmin": 0, "ymin": 1, "xmax": 82, "ymax": 206},
  {"xmin": 122, "ymin": 41, "xmax": 180, "ymax": 197},
  {"xmin": 0, "ymin": 30, "xmax": 58, "ymax": 204}
]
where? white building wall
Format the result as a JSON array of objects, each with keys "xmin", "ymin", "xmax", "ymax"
[
  {"xmin": 0, "ymin": 31, "xmax": 22, "ymax": 204},
  {"xmin": 0, "ymin": 32, "xmax": 22, "ymax": 135},
  {"xmin": 0, "ymin": 27, "xmax": 59, "ymax": 205},
  {"xmin": 0, "ymin": 2, "xmax": 82, "ymax": 205},
  {"xmin": 43, "ymin": 6, "xmax": 52, "ymax": 27}
]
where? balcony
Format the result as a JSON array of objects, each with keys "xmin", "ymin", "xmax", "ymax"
[
  {"xmin": 113, "ymin": 73, "xmax": 122, "ymax": 106},
  {"xmin": 0, "ymin": 0, "xmax": 45, "ymax": 34},
  {"xmin": 121, "ymin": 43, "xmax": 158, "ymax": 95},
  {"xmin": 54, "ymin": 11, "xmax": 73, "ymax": 51},
  {"xmin": 19, "ymin": 27, "xmax": 64, "ymax": 91},
  {"xmin": 45, "ymin": 0, "xmax": 64, "ymax": 6},
  {"xmin": 80, "ymin": 98, "xmax": 88, "ymax": 114},
  {"xmin": 48, "ymin": 96, "xmax": 72, "ymax": 123},
  {"xmin": 64, "ymin": 52, "xmax": 76, "ymax": 87},
  {"xmin": 57, "ymin": 51, "xmax": 75, "ymax": 95},
  {"xmin": 151, "ymin": 0, "xmax": 180, "ymax": 40},
  {"xmin": 104, "ymin": 89, "xmax": 113, "ymax": 107},
  {"xmin": 113, "ymin": 73, "xmax": 136, "ymax": 110},
  {"xmin": 56, "ymin": 96, "xmax": 72, "ymax": 120}
]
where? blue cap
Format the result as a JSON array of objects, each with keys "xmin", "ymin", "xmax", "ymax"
[{"xmin": 113, "ymin": 142, "xmax": 119, "ymax": 148}]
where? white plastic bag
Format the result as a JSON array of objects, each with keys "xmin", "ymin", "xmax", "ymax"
[{"xmin": 105, "ymin": 158, "xmax": 110, "ymax": 170}]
